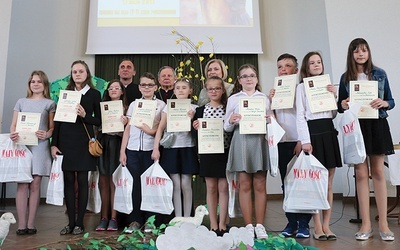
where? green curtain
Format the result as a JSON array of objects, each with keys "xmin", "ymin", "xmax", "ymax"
[{"xmin": 95, "ymin": 54, "xmax": 258, "ymax": 96}]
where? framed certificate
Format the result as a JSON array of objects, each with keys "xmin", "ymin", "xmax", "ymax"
[
  {"xmin": 239, "ymin": 97, "xmax": 266, "ymax": 134},
  {"xmin": 349, "ymin": 81, "xmax": 378, "ymax": 119},
  {"xmin": 54, "ymin": 90, "xmax": 82, "ymax": 123},
  {"xmin": 167, "ymin": 99, "xmax": 191, "ymax": 132},
  {"xmin": 130, "ymin": 99, "xmax": 157, "ymax": 129},
  {"xmin": 16, "ymin": 112, "xmax": 41, "ymax": 145},
  {"xmin": 100, "ymin": 100, "xmax": 124, "ymax": 133},
  {"xmin": 271, "ymin": 74, "xmax": 296, "ymax": 110},
  {"xmin": 197, "ymin": 118, "xmax": 224, "ymax": 154},
  {"xmin": 303, "ymin": 74, "xmax": 337, "ymax": 113}
]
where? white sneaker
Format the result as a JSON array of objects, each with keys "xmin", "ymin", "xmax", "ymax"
[
  {"xmin": 245, "ymin": 224, "xmax": 254, "ymax": 238},
  {"xmin": 255, "ymin": 224, "xmax": 268, "ymax": 239}
]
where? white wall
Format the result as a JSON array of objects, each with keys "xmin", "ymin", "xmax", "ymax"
[
  {"xmin": 1, "ymin": 0, "xmax": 399, "ymax": 197},
  {"xmin": 0, "ymin": 0, "xmax": 12, "ymax": 132},
  {"xmin": 2, "ymin": 0, "xmax": 94, "ymax": 197}
]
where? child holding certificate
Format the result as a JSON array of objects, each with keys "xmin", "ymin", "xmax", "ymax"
[
  {"xmin": 296, "ymin": 52, "xmax": 341, "ymax": 241},
  {"xmin": 120, "ymin": 72, "xmax": 166, "ymax": 233},
  {"xmin": 338, "ymin": 38, "xmax": 395, "ymax": 241},
  {"xmin": 10, "ymin": 70, "xmax": 56, "ymax": 235},
  {"xmin": 51, "ymin": 60, "xmax": 101, "ymax": 235},
  {"xmin": 269, "ymin": 53, "xmax": 311, "ymax": 238},
  {"xmin": 96, "ymin": 79, "xmax": 128, "ymax": 231},
  {"xmin": 224, "ymin": 64, "xmax": 271, "ymax": 239},
  {"xmin": 192, "ymin": 76, "xmax": 230, "ymax": 236},
  {"xmin": 152, "ymin": 78, "xmax": 199, "ymax": 218}
]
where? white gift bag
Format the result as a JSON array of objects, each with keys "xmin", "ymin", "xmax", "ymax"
[
  {"xmin": 87, "ymin": 171, "xmax": 101, "ymax": 213},
  {"xmin": 140, "ymin": 161, "xmax": 174, "ymax": 214},
  {"xmin": 113, "ymin": 164, "xmax": 133, "ymax": 214},
  {"xmin": 267, "ymin": 117, "xmax": 285, "ymax": 177},
  {"xmin": 0, "ymin": 134, "xmax": 33, "ymax": 183},
  {"xmin": 283, "ymin": 151, "xmax": 330, "ymax": 211},
  {"xmin": 339, "ymin": 103, "xmax": 366, "ymax": 165},
  {"xmin": 46, "ymin": 155, "xmax": 64, "ymax": 206},
  {"xmin": 226, "ymin": 171, "xmax": 242, "ymax": 218}
]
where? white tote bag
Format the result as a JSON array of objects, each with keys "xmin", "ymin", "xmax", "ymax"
[
  {"xmin": 113, "ymin": 164, "xmax": 133, "ymax": 214},
  {"xmin": 284, "ymin": 151, "xmax": 330, "ymax": 211},
  {"xmin": 140, "ymin": 161, "xmax": 174, "ymax": 214},
  {"xmin": 46, "ymin": 155, "xmax": 64, "ymax": 206},
  {"xmin": 226, "ymin": 171, "xmax": 242, "ymax": 218},
  {"xmin": 339, "ymin": 103, "xmax": 366, "ymax": 165},
  {"xmin": 267, "ymin": 117, "xmax": 285, "ymax": 177},
  {"xmin": 87, "ymin": 171, "xmax": 101, "ymax": 213},
  {"xmin": 0, "ymin": 134, "xmax": 33, "ymax": 183}
]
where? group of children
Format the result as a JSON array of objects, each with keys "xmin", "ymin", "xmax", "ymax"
[{"xmin": 9, "ymin": 38, "xmax": 395, "ymax": 242}]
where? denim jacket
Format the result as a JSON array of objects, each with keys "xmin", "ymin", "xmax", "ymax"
[{"xmin": 337, "ymin": 67, "xmax": 395, "ymax": 118}]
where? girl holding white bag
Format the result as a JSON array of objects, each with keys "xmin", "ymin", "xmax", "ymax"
[
  {"xmin": 95, "ymin": 80, "xmax": 129, "ymax": 231},
  {"xmin": 152, "ymin": 78, "xmax": 199, "ymax": 218},
  {"xmin": 296, "ymin": 52, "xmax": 342, "ymax": 240},
  {"xmin": 224, "ymin": 64, "xmax": 272, "ymax": 239},
  {"xmin": 10, "ymin": 70, "xmax": 56, "ymax": 235},
  {"xmin": 338, "ymin": 38, "xmax": 395, "ymax": 241}
]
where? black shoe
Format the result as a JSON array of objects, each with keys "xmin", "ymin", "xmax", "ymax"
[
  {"xmin": 27, "ymin": 228, "xmax": 37, "ymax": 234},
  {"xmin": 16, "ymin": 229, "xmax": 28, "ymax": 235},
  {"xmin": 60, "ymin": 226, "xmax": 73, "ymax": 235},
  {"xmin": 218, "ymin": 229, "xmax": 227, "ymax": 237}
]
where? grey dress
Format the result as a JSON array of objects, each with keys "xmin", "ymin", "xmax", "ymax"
[{"xmin": 14, "ymin": 98, "xmax": 56, "ymax": 176}]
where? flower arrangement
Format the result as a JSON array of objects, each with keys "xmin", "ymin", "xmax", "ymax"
[{"xmin": 170, "ymin": 29, "xmax": 232, "ymax": 98}]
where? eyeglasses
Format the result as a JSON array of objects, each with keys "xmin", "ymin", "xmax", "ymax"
[
  {"xmin": 206, "ymin": 87, "xmax": 223, "ymax": 92},
  {"xmin": 139, "ymin": 83, "xmax": 156, "ymax": 88},
  {"xmin": 174, "ymin": 78, "xmax": 191, "ymax": 84},
  {"xmin": 239, "ymin": 74, "xmax": 257, "ymax": 79},
  {"xmin": 108, "ymin": 87, "xmax": 122, "ymax": 91}
]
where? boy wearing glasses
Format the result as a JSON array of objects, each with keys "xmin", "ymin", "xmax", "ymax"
[{"xmin": 119, "ymin": 72, "xmax": 166, "ymax": 233}]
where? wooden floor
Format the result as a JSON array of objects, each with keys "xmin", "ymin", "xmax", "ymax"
[{"xmin": 1, "ymin": 198, "xmax": 400, "ymax": 250}]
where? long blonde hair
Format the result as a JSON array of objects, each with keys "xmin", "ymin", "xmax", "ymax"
[{"xmin": 26, "ymin": 70, "xmax": 51, "ymax": 99}]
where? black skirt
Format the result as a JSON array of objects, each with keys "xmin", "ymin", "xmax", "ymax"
[
  {"xmin": 98, "ymin": 134, "xmax": 122, "ymax": 176},
  {"xmin": 160, "ymin": 147, "xmax": 199, "ymax": 175},
  {"xmin": 359, "ymin": 118, "xmax": 394, "ymax": 155},
  {"xmin": 307, "ymin": 118, "xmax": 342, "ymax": 169},
  {"xmin": 199, "ymin": 148, "xmax": 229, "ymax": 178}
]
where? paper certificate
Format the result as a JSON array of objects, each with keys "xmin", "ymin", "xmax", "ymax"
[
  {"xmin": 100, "ymin": 100, "xmax": 124, "ymax": 133},
  {"xmin": 197, "ymin": 118, "xmax": 224, "ymax": 154},
  {"xmin": 167, "ymin": 99, "xmax": 191, "ymax": 132},
  {"xmin": 271, "ymin": 74, "xmax": 296, "ymax": 110},
  {"xmin": 303, "ymin": 74, "xmax": 337, "ymax": 113},
  {"xmin": 349, "ymin": 81, "xmax": 378, "ymax": 119},
  {"xmin": 54, "ymin": 90, "xmax": 82, "ymax": 123},
  {"xmin": 239, "ymin": 97, "xmax": 266, "ymax": 134},
  {"xmin": 130, "ymin": 99, "xmax": 157, "ymax": 129},
  {"xmin": 16, "ymin": 112, "xmax": 41, "ymax": 145}
]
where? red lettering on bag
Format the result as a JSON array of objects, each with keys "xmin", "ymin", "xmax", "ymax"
[
  {"xmin": 50, "ymin": 172, "xmax": 60, "ymax": 180},
  {"xmin": 342, "ymin": 120, "xmax": 355, "ymax": 134},
  {"xmin": 145, "ymin": 176, "xmax": 167, "ymax": 186},
  {"xmin": 268, "ymin": 135, "xmax": 274, "ymax": 146},
  {"xmin": 308, "ymin": 169, "xmax": 321, "ymax": 180},
  {"xmin": 293, "ymin": 168, "xmax": 308, "ymax": 179},
  {"xmin": 1, "ymin": 149, "xmax": 26, "ymax": 158},
  {"xmin": 89, "ymin": 181, "xmax": 96, "ymax": 189},
  {"xmin": 231, "ymin": 179, "xmax": 238, "ymax": 190},
  {"xmin": 116, "ymin": 178, "xmax": 128, "ymax": 187}
]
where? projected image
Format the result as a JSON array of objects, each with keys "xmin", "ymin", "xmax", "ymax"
[{"xmin": 97, "ymin": 0, "xmax": 253, "ymax": 26}]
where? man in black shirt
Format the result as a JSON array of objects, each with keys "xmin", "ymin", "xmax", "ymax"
[
  {"xmin": 119, "ymin": 59, "xmax": 141, "ymax": 105},
  {"xmin": 155, "ymin": 66, "xmax": 176, "ymax": 102}
]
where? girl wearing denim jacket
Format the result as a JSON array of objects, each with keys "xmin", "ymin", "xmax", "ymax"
[{"xmin": 338, "ymin": 38, "xmax": 395, "ymax": 241}]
